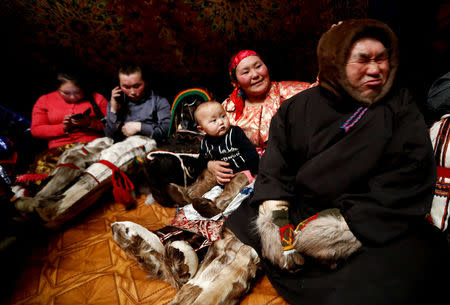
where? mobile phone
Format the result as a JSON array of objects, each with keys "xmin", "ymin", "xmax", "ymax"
[
  {"xmin": 118, "ymin": 89, "xmax": 126, "ymax": 103},
  {"xmin": 71, "ymin": 108, "xmax": 91, "ymax": 119},
  {"xmin": 71, "ymin": 113, "xmax": 84, "ymax": 119}
]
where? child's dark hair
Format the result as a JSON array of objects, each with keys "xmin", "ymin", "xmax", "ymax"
[
  {"xmin": 118, "ymin": 64, "xmax": 147, "ymax": 82},
  {"xmin": 194, "ymin": 100, "xmax": 221, "ymax": 123}
]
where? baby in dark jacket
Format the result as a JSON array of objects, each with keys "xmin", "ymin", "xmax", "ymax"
[{"xmin": 167, "ymin": 101, "xmax": 259, "ymax": 217}]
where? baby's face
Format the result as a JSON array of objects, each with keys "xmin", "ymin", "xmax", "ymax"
[{"xmin": 197, "ymin": 103, "xmax": 230, "ymax": 137}]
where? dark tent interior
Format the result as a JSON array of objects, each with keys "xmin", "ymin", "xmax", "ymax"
[
  {"xmin": 1, "ymin": 1, "xmax": 448, "ymax": 121},
  {"xmin": 0, "ymin": 1, "xmax": 449, "ymax": 304},
  {"xmin": 1, "ymin": 0, "xmax": 448, "ymax": 175}
]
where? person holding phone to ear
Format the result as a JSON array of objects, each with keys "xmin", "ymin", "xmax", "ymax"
[{"xmin": 105, "ymin": 64, "xmax": 171, "ymax": 143}]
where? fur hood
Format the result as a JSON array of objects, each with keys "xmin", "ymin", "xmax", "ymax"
[{"xmin": 317, "ymin": 19, "xmax": 399, "ymax": 105}]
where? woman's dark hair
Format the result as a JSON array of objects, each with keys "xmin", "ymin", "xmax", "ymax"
[
  {"xmin": 56, "ymin": 71, "xmax": 84, "ymax": 90},
  {"xmin": 56, "ymin": 70, "xmax": 104, "ymax": 119}
]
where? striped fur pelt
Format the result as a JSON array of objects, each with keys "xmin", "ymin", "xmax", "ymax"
[
  {"xmin": 111, "ymin": 221, "xmax": 201, "ymax": 290},
  {"xmin": 111, "ymin": 220, "xmax": 261, "ymax": 304},
  {"xmin": 169, "ymin": 227, "xmax": 261, "ymax": 305}
]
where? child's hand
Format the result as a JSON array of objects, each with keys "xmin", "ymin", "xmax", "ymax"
[{"xmin": 207, "ymin": 160, "xmax": 233, "ymax": 185}]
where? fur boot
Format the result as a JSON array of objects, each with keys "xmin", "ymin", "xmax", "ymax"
[
  {"xmin": 293, "ymin": 208, "xmax": 362, "ymax": 268},
  {"xmin": 185, "ymin": 169, "xmax": 217, "ymax": 199},
  {"xmin": 165, "ymin": 240, "xmax": 199, "ymax": 288},
  {"xmin": 19, "ymin": 136, "xmax": 155, "ymax": 228},
  {"xmin": 173, "ymin": 170, "xmax": 250, "ymax": 218},
  {"xmin": 169, "ymin": 227, "xmax": 261, "ymax": 305},
  {"xmin": 166, "ymin": 183, "xmax": 192, "ymax": 207},
  {"xmin": 111, "ymin": 221, "xmax": 199, "ymax": 289},
  {"xmin": 14, "ymin": 137, "xmax": 113, "ymax": 218},
  {"xmin": 214, "ymin": 172, "xmax": 249, "ymax": 211},
  {"xmin": 37, "ymin": 137, "xmax": 113, "ymax": 198}
]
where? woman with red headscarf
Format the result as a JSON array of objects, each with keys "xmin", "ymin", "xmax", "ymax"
[{"xmin": 209, "ymin": 50, "xmax": 315, "ymax": 184}]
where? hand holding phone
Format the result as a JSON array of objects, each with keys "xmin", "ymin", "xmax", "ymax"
[
  {"xmin": 63, "ymin": 115, "xmax": 72, "ymax": 133},
  {"xmin": 71, "ymin": 108, "xmax": 92, "ymax": 119},
  {"xmin": 71, "ymin": 113, "xmax": 84, "ymax": 120},
  {"xmin": 69, "ymin": 108, "xmax": 92, "ymax": 129},
  {"xmin": 110, "ymin": 86, "xmax": 125, "ymax": 113},
  {"xmin": 119, "ymin": 90, "xmax": 126, "ymax": 103}
]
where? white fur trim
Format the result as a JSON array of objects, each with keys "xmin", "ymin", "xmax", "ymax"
[
  {"xmin": 111, "ymin": 221, "xmax": 164, "ymax": 254},
  {"xmin": 170, "ymin": 240, "xmax": 199, "ymax": 279}
]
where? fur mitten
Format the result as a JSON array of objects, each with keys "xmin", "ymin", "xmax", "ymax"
[
  {"xmin": 293, "ymin": 208, "xmax": 361, "ymax": 268},
  {"xmin": 255, "ymin": 200, "xmax": 304, "ymax": 271}
]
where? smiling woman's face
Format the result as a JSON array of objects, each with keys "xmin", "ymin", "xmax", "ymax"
[{"xmin": 235, "ymin": 55, "xmax": 270, "ymax": 100}]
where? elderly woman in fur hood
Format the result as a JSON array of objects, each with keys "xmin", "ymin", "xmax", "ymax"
[{"xmin": 167, "ymin": 19, "xmax": 450, "ymax": 305}]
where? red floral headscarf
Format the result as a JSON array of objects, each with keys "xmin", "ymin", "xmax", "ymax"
[{"xmin": 228, "ymin": 50, "xmax": 260, "ymax": 120}]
